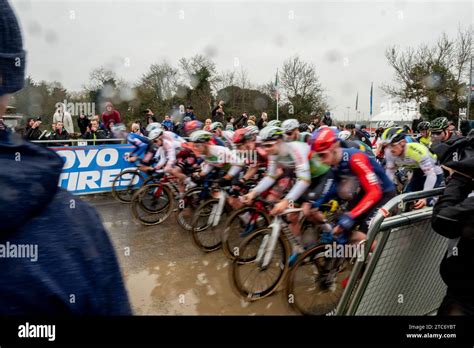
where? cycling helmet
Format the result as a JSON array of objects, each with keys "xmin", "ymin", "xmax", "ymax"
[
  {"xmin": 429, "ymin": 117, "xmax": 449, "ymax": 131},
  {"xmin": 282, "ymin": 119, "xmax": 300, "ymax": 132},
  {"xmin": 111, "ymin": 123, "xmax": 127, "ymax": 133},
  {"xmin": 267, "ymin": 120, "xmax": 282, "ymax": 127},
  {"xmin": 378, "ymin": 120, "xmax": 395, "ymax": 129},
  {"xmin": 233, "ymin": 128, "xmax": 252, "ymax": 144},
  {"xmin": 146, "ymin": 122, "xmax": 162, "ymax": 132},
  {"xmin": 189, "ymin": 130, "xmax": 213, "ymax": 143},
  {"xmin": 417, "ymin": 121, "xmax": 430, "ymax": 132},
  {"xmin": 311, "ymin": 127, "xmax": 337, "ymax": 152},
  {"xmin": 299, "ymin": 123, "xmax": 309, "ymax": 132},
  {"xmin": 148, "ymin": 128, "xmax": 164, "ymax": 140},
  {"xmin": 245, "ymin": 125, "xmax": 260, "ymax": 136},
  {"xmin": 209, "ymin": 122, "xmax": 224, "ymax": 131},
  {"xmin": 183, "ymin": 116, "xmax": 192, "ymax": 122},
  {"xmin": 184, "ymin": 120, "xmax": 203, "ymax": 132},
  {"xmin": 381, "ymin": 127, "xmax": 405, "ymax": 144},
  {"xmin": 338, "ymin": 130, "xmax": 352, "ymax": 140},
  {"xmin": 259, "ymin": 126, "xmax": 284, "ymax": 142}
]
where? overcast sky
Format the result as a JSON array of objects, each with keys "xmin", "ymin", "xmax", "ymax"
[{"xmin": 10, "ymin": 0, "xmax": 473, "ymax": 119}]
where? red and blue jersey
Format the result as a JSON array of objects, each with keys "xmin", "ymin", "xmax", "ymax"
[{"xmin": 312, "ymin": 148, "xmax": 395, "ymax": 219}]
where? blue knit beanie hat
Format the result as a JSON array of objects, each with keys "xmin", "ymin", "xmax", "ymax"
[{"xmin": 0, "ymin": 0, "xmax": 26, "ymax": 97}]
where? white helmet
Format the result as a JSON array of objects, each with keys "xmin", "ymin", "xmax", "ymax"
[
  {"xmin": 111, "ymin": 123, "xmax": 126, "ymax": 133},
  {"xmin": 338, "ymin": 130, "xmax": 351, "ymax": 140},
  {"xmin": 189, "ymin": 130, "xmax": 213, "ymax": 143},
  {"xmin": 259, "ymin": 126, "xmax": 284, "ymax": 141},
  {"xmin": 282, "ymin": 119, "xmax": 300, "ymax": 132},
  {"xmin": 148, "ymin": 128, "xmax": 164, "ymax": 140},
  {"xmin": 146, "ymin": 122, "xmax": 162, "ymax": 132},
  {"xmin": 245, "ymin": 125, "xmax": 260, "ymax": 136},
  {"xmin": 267, "ymin": 120, "xmax": 282, "ymax": 127}
]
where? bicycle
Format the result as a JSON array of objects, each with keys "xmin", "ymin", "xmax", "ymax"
[
  {"xmin": 130, "ymin": 170, "xmax": 180, "ymax": 226},
  {"xmin": 284, "ymin": 233, "xmax": 362, "ymax": 315},
  {"xmin": 230, "ymin": 200, "xmax": 342, "ymax": 301},
  {"xmin": 190, "ymin": 182, "xmax": 253, "ymax": 252}
]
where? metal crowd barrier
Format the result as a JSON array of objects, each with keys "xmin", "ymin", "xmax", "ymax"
[
  {"xmin": 31, "ymin": 139, "xmax": 126, "ymax": 145},
  {"xmin": 336, "ymin": 188, "xmax": 448, "ymax": 316}
]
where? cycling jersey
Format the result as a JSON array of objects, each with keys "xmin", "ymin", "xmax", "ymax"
[
  {"xmin": 385, "ymin": 142, "xmax": 443, "ymax": 191},
  {"xmin": 341, "ymin": 139, "xmax": 374, "ymax": 157},
  {"xmin": 162, "ymin": 137, "xmax": 184, "ymax": 169},
  {"xmin": 200, "ymin": 145, "xmax": 245, "ymax": 177},
  {"xmin": 417, "ymin": 135, "xmax": 431, "ymax": 148},
  {"xmin": 312, "ymin": 148, "xmax": 395, "ymax": 220},
  {"xmin": 253, "ymin": 141, "xmax": 329, "ymax": 202},
  {"xmin": 126, "ymin": 133, "xmax": 150, "ymax": 157}
]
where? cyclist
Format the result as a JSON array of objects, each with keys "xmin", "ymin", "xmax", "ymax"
[
  {"xmin": 111, "ymin": 123, "xmax": 151, "ymax": 162},
  {"xmin": 242, "ymin": 126, "xmax": 330, "ymax": 260},
  {"xmin": 430, "ymin": 117, "xmax": 464, "ymax": 164},
  {"xmin": 383, "ymin": 129, "xmax": 444, "ymax": 209},
  {"xmin": 337, "ymin": 129, "xmax": 374, "ymax": 156},
  {"xmin": 416, "ymin": 121, "xmax": 431, "ymax": 148},
  {"xmin": 209, "ymin": 122, "xmax": 234, "ymax": 149},
  {"xmin": 309, "ymin": 127, "xmax": 396, "ymax": 243},
  {"xmin": 189, "ymin": 130, "xmax": 245, "ymax": 186},
  {"xmin": 282, "ymin": 119, "xmax": 301, "ymax": 142}
]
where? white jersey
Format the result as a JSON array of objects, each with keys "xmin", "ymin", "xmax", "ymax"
[
  {"xmin": 200, "ymin": 145, "xmax": 245, "ymax": 177},
  {"xmin": 253, "ymin": 141, "xmax": 313, "ymax": 201}
]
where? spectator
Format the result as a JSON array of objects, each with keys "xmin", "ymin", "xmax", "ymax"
[
  {"xmin": 257, "ymin": 112, "xmax": 268, "ymax": 129},
  {"xmin": 432, "ymin": 144, "xmax": 474, "ymax": 316},
  {"xmin": 53, "ymin": 102, "xmax": 74, "ymax": 134},
  {"xmin": 25, "ymin": 117, "xmax": 43, "ymax": 141},
  {"xmin": 203, "ymin": 118, "xmax": 212, "ymax": 131},
  {"xmin": 143, "ymin": 108, "xmax": 157, "ymax": 124},
  {"xmin": 185, "ymin": 105, "xmax": 197, "ymax": 121},
  {"xmin": 248, "ymin": 115, "xmax": 257, "ymax": 124},
  {"xmin": 102, "ymin": 102, "xmax": 121, "ymax": 128},
  {"xmin": 84, "ymin": 119, "xmax": 108, "ymax": 144},
  {"xmin": 50, "ymin": 121, "xmax": 70, "ymax": 145},
  {"xmin": 91, "ymin": 115, "xmax": 106, "ymax": 131},
  {"xmin": 0, "ymin": 0, "xmax": 131, "ymax": 315},
  {"xmin": 320, "ymin": 113, "xmax": 332, "ymax": 128},
  {"xmin": 45, "ymin": 122, "xmax": 57, "ymax": 140},
  {"xmin": 234, "ymin": 112, "xmax": 248, "ymax": 129},
  {"xmin": 225, "ymin": 116, "xmax": 235, "ymax": 131},
  {"xmin": 211, "ymin": 100, "xmax": 225, "ymax": 122},
  {"xmin": 338, "ymin": 124, "xmax": 345, "ymax": 131},
  {"xmin": 247, "ymin": 119, "xmax": 256, "ymax": 127},
  {"xmin": 24, "ymin": 117, "xmax": 34, "ymax": 135},
  {"xmin": 77, "ymin": 113, "xmax": 90, "ymax": 136},
  {"xmin": 162, "ymin": 115, "xmax": 174, "ymax": 131},
  {"xmin": 460, "ymin": 120, "xmax": 472, "ymax": 137}
]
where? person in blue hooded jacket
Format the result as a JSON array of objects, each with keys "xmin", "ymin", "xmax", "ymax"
[{"xmin": 0, "ymin": 0, "xmax": 131, "ymax": 315}]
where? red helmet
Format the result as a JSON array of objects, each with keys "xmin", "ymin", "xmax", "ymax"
[
  {"xmin": 184, "ymin": 120, "xmax": 202, "ymax": 133},
  {"xmin": 233, "ymin": 128, "xmax": 250, "ymax": 144},
  {"xmin": 311, "ymin": 127, "xmax": 337, "ymax": 152}
]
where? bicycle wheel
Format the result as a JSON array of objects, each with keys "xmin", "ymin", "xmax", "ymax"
[
  {"xmin": 285, "ymin": 244, "xmax": 352, "ymax": 315},
  {"xmin": 222, "ymin": 207, "xmax": 271, "ymax": 261},
  {"xmin": 190, "ymin": 198, "xmax": 227, "ymax": 252},
  {"xmin": 231, "ymin": 227, "xmax": 291, "ymax": 301},
  {"xmin": 111, "ymin": 169, "xmax": 144, "ymax": 203},
  {"xmin": 175, "ymin": 187, "xmax": 203, "ymax": 232},
  {"xmin": 130, "ymin": 184, "xmax": 174, "ymax": 225}
]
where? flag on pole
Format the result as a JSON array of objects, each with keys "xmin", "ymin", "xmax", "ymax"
[
  {"xmin": 275, "ymin": 69, "xmax": 280, "ymax": 120},
  {"xmin": 370, "ymin": 82, "xmax": 373, "ymax": 116},
  {"xmin": 274, "ymin": 69, "xmax": 280, "ymax": 100},
  {"xmin": 355, "ymin": 92, "xmax": 359, "ymax": 111}
]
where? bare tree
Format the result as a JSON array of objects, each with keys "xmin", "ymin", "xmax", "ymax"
[
  {"xmin": 140, "ymin": 62, "xmax": 180, "ymax": 100},
  {"xmin": 179, "ymin": 54, "xmax": 218, "ymax": 88},
  {"xmin": 382, "ymin": 27, "xmax": 472, "ymax": 104},
  {"xmin": 280, "ymin": 55, "xmax": 326, "ymax": 117}
]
